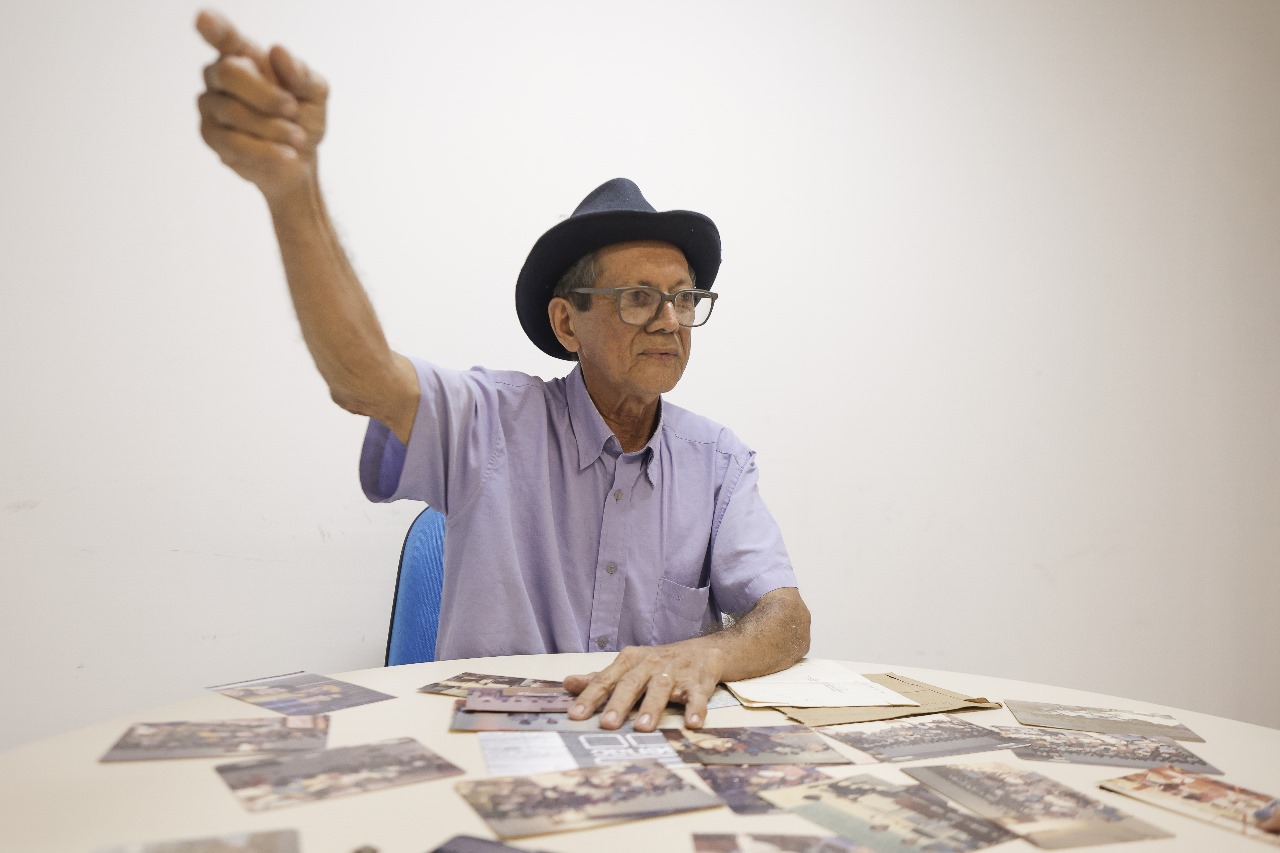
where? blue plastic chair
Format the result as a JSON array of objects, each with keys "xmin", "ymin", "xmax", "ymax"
[{"xmin": 385, "ymin": 507, "xmax": 446, "ymax": 665}]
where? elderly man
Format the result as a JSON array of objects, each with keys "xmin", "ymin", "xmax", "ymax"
[{"xmin": 196, "ymin": 10, "xmax": 811, "ymax": 733}]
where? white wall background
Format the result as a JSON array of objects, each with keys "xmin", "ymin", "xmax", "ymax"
[{"xmin": 1, "ymin": 0, "xmax": 1277, "ymax": 750}]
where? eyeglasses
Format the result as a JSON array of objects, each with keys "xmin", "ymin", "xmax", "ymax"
[{"xmin": 571, "ymin": 286, "xmax": 719, "ymax": 328}]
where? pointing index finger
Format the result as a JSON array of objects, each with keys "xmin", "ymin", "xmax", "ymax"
[{"xmin": 196, "ymin": 9, "xmax": 266, "ymax": 64}]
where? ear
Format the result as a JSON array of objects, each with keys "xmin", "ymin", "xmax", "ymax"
[{"xmin": 548, "ymin": 297, "xmax": 581, "ymax": 355}]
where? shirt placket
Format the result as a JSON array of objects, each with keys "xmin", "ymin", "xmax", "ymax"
[{"xmin": 587, "ymin": 448, "xmax": 647, "ymax": 651}]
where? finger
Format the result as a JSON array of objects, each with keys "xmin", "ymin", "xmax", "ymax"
[
  {"xmin": 677, "ymin": 681, "xmax": 712, "ymax": 730},
  {"xmin": 269, "ymin": 44, "xmax": 329, "ymax": 104},
  {"xmin": 204, "ymin": 57, "xmax": 298, "ymax": 117},
  {"xmin": 200, "ymin": 121, "xmax": 299, "ymax": 171},
  {"xmin": 562, "ymin": 672, "xmax": 597, "ymax": 696},
  {"xmin": 566, "ymin": 668, "xmax": 620, "ymax": 720},
  {"xmin": 199, "ymin": 92, "xmax": 306, "ymax": 148},
  {"xmin": 597, "ymin": 667, "xmax": 656, "ymax": 730},
  {"xmin": 632, "ymin": 672, "xmax": 676, "ymax": 732},
  {"xmin": 195, "ymin": 9, "xmax": 267, "ymax": 65}
]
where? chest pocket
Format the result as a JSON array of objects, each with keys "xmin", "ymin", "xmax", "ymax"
[{"xmin": 650, "ymin": 577, "xmax": 716, "ymax": 644}]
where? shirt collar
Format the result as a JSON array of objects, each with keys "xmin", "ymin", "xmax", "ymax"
[{"xmin": 566, "ymin": 365, "xmax": 661, "ymax": 485}]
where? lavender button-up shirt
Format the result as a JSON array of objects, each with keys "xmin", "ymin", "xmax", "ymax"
[{"xmin": 360, "ymin": 358, "xmax": 797, "ymax": 661}]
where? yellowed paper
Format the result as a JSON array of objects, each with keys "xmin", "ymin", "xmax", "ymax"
[{"xmin": 775, "ymin": 673, "xmax": 1001, "ymax": 726}]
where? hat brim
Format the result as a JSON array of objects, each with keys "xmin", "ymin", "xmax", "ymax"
[{"xmin": 515, "ymin": 208, "xmax": 721, "ymax": 360}]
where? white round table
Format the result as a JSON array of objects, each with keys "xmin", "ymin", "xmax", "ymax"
[{"xmin": 2, "ymin": 654, "xmax": 1277, "ymax": 852}]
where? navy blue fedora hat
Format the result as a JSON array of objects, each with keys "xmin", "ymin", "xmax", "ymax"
[{"xmin": 515, "ymin": 178, "xmax": 722, "ymax": 360}]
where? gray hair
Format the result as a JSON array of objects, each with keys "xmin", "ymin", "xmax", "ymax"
[{"xmin": 552, "ymin": 251, "xmax": 600, "ymax": 311}]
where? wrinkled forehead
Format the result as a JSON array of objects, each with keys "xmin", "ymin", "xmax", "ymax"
[{"xmin": 593, "ymin": 241, "xmax": 693, "ymax": 286}]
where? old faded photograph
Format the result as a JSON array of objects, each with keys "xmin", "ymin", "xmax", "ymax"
[
  {"xmin": 761, "ymin": 773, "xmax": 1014, "ymax": 852},
  {"xmin": 693, "ymin": 764, "xmax": 833, "ymax": 815},
  {"xmin": 992, "ymin": 726, "xmax": 1221, "ymax": 773},
  {"xmin": 1101, "ymin": 765, "xmax": 1280, "ymax": 847},
  {"xmin": 212, "ymin": 672, "xmax": 393, "ymax": 716},
  {"xmin": 216, "ymin": 737, "xmax": 463, "ymax": 811},
  {"xmin": 418, "ymin": 672, "xmax": 563, "ymax": 699},
  {"xmin": 101, "ymin": 716, "xmax": 329, "ymax": 761},
  {"xmin": 463, "ymin": 688, "xmax": 577, "ymax": 713},
  {"xmin": 1004, "ymin": 700, "xmax": 1204, "ymax": 742},
  {"xmin": 820, "ymin": 714, "xmax": 1019, "ymax": 763},
  {"xmin": 692, "ymin": 833, "xmax": 870, "ymax": 852},
  {"xmin": 454, "ymin": 760, "xmax": 720, "ymax": 839},
  {"xmin": 905, "ymin": 762, "xmax": 1173, "ymax": 847},
  {"xmin": 664, "ymin": 725, "xmax": 851, "ymax": 766}
]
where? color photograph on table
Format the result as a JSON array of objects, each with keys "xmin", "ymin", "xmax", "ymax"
[
  {"xmin": 463, "ymin": 688, "xmax": 578, "ymax": 713},
  {"xmin": 449, "ymin": 699, "xmax": 638, "ymax": 733},
  {"xmin": 211, "ymin": 672, "xmax": 394, "ymax": 715},
  {"xmin": 1004, "ymin": 699, "xmax": 1204, "ymax": 742},
  {"xmin": 1100, "ymin": 765, "xmax": 1280, "ymax": 847},
  {"xmin": 692, "ymin": 833, "xmax": 871, "ymax": 852},
  {"xmin": 991, "ymin": 725, "xmax": 1222, "ymax": 773},
  {"xmin": 454, "ymin": 760, "xmax": 721, "ymax": 839},
  {"xmin": 101, "ymin": 715, "xmax": 329, "ymax": 761},
  {"xmin": 692, "ymin": 764, "xmax": 834, "ymax": 815},
  {"xmin": 478, "ymin": 730, "xmax": 680, "ymax": 775},
  {"xmin": 818, "ymin": 714, "xmax": 1021, "ymax": 763},
  {"xmin": 904, "ymin": 762, "xmax": 1173, "ymax": 847},
  {"xmin": 664, "ymin": 725, "xmax": 854, "ymax": 765},
  {"xmin": 419, "ymin": 672, "xmax": 564, "ymax": 698},
  {"xmin": 216, "ymin": 737, "xmax": 463, "ymax": 812},
  {"xmin": 760, "ymin": 772, "xmax": 1015, "ymax": 852}
]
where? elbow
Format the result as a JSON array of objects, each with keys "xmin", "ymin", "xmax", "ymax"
[
  {"xmin": 329, "ymin": 386, "xmax": 371, "ymax": 417},
  {"xmin": 793, "ymin": 598, "xmax": 812, "ymax": 661}
]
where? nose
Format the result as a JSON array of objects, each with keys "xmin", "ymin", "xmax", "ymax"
[{"xmin": 646, "ymin": 297, "xmax": 681, "ymax": 333}]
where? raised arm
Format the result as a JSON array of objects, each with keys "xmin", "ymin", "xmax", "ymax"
[
  {"xmin": 564, "ymin": 587, "xmax": 812, "ymax": 732},
  {"xmin": 195, "ymin": 10, "xmax": 418, "ymax": 442}
]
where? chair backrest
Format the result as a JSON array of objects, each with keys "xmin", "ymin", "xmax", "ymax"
[{"xmin": 385, "ymin": 507, "xmax": 446, "ymax": 666}]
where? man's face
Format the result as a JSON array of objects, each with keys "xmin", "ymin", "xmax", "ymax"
[{"xmin": 550, "ymin": 240, "xmax": 695, "ymax": 409}]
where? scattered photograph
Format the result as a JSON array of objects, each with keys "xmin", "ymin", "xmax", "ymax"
[
  {"xmin": 1100, "ymin": 765, "xmax": 1280, "ymax": 847},
  {"xmin": 478, "ymin": 730, "xmax": 681, "ymax": 775},
  {"xmin": 1005, "ymin": 699, "xmax": 1204, "ymax": 742},
  {"xmin": 905, "ymin": 762, "xmax": 1173, "ymax": 847},
  {"xmin": 216, "ymin": 737, "xmax": 463, "ymax": 812},
  {"xmin": 819, "ymin": 714, "xmax": 1021, "ymax": 763},
  {"xmin": 101, "ymin": 716, "xmax": 329, "ymax": 762},
  {"xmin": 693, "ymin": 765, "xmax": 833, "ymax": 815},
  {"xmin": 211, "ymin": 672, "xmax": 394, "ymax": 715},
  {"xmin": 419, "ymin": 672, "xmax": 563, "ymax": 698},
  {"xmin": 464, "ymin": 688, "xmax": 577, "ymax": 713},
  {"xmin": 95, "ymin": 829, "xmax": 299, "ymax": 853},
  {"xmin": 664, "ymin": 725, "xmax": 852, "ymax": 766},
  {"xmin": 454, "ymin": 760, "xmax": 720, "ymax": 839},
  {"xmin": 429, "ymin": 836, "xmax": 557, "ymax": 853},
  {"xmin": 692, "ymin": 833, "xmax": 871, "ymax": 852},
  {"xmin": 991, "ymin": 726, "xmax": 1221, "ymax": 774},
  {"xmin": 761, "ymin": 772, "xmax": 1015, "ymax": 852},
  {"xmin": 450, "ymin": 699, "xmax": 625, "ymax": 733}
]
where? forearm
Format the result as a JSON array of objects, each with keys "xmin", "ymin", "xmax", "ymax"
[
  {"xmin": 266, "ymin": 180, "xmax": 418, "ymax": 441},
  {"xmin": 687, "ymin": 587, "xmax": 811, "ymax": 682}
]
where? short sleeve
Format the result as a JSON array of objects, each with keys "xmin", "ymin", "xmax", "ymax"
[
  {"xmin": 358, "ymin": 358, "xmax": 501, "ymax": 515},
  {"xmin": 707, "ymin": 450, "xmax": 798, "ymax": 617}
]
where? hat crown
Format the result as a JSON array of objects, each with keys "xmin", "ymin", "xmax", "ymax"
[{"xmin": 572, "ymin": 178, "xmax": 656, "ymax": 218}]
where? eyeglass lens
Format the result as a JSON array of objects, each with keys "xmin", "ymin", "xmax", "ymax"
[{"xmin": 618, "ymin": 288, "xmax": 714, "ymax": 327}]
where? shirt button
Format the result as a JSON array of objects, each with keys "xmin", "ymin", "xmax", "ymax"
[
  {"xmin": 596, "ymin": 636, "xmax": 609, "ymax": 650},
  {"xmin": 606, "ymin": 562, "xmax": 617, "ymax": 575},
  {"xmin": 613, "ymin": 489, "xmax": 623, "ymax": 501}
]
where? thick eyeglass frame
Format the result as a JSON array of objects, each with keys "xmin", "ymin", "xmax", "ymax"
[{"xmin": 570, "ymin": 286, "xmax": 719, "ymax": 328}]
